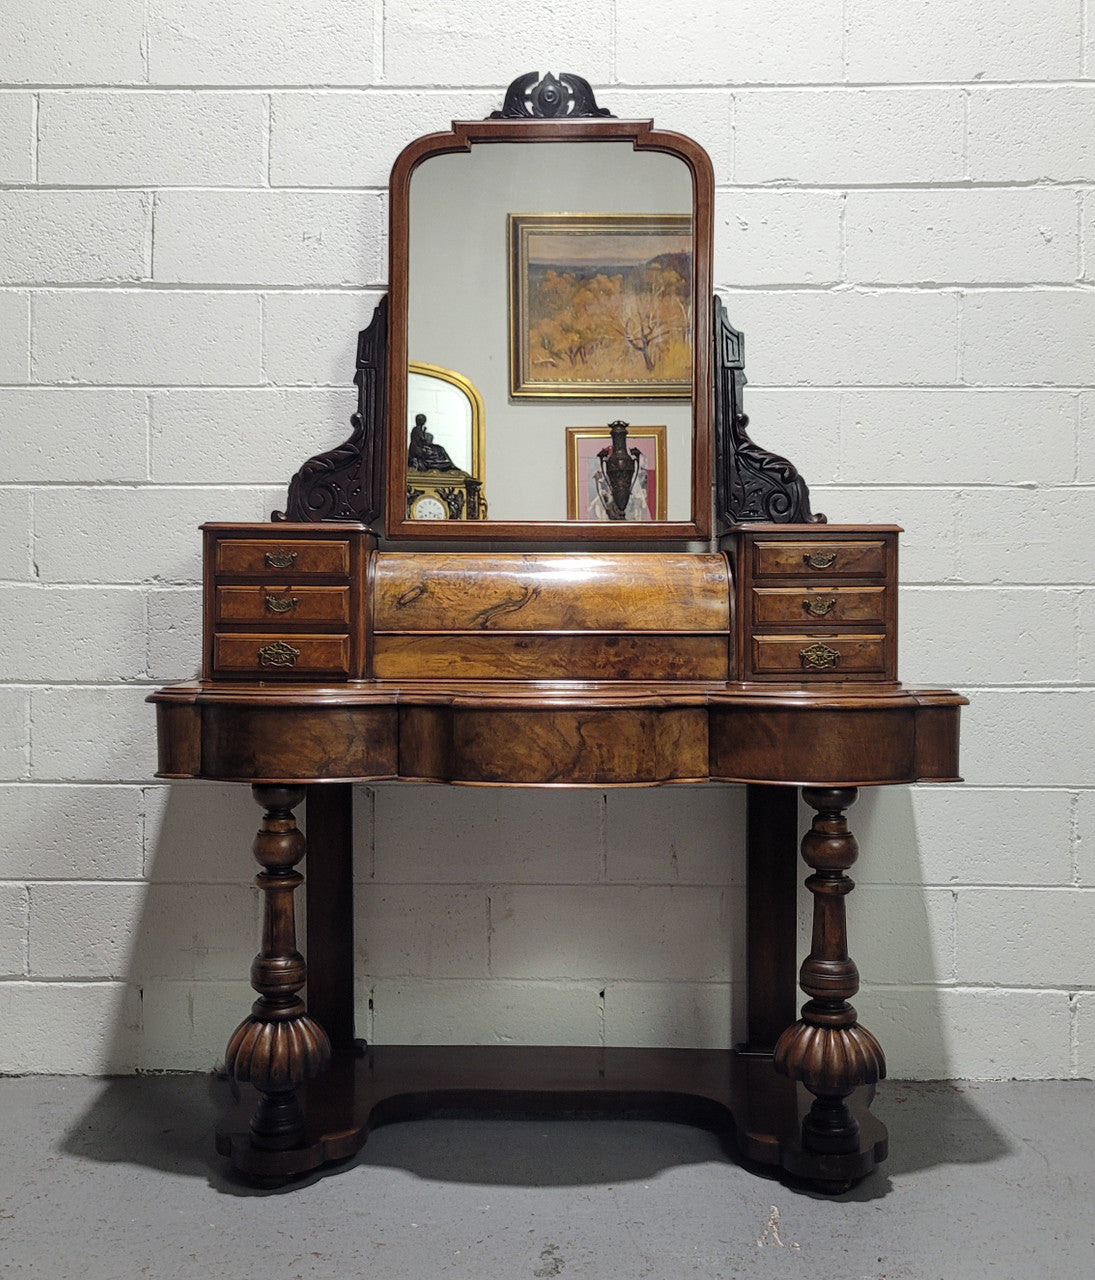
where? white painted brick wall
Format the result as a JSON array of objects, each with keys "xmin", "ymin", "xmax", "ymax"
[{"xmin": 1, "ymin": 0, "xmax": 1092, "ymax": 1084}]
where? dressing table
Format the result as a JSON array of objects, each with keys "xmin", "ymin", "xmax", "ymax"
[{"xmin": 150, "ymin": 73, "xmax": 964, "ymax": 1193}]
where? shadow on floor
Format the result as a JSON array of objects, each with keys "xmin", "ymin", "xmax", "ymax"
[{"xmin": 56, "ymin": 1074, "xmax": 1012, "ymax": 1200}]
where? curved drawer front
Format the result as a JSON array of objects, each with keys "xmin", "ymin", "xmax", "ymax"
[{"xmin": 373, "ymin": 552, "xmax": 731, "ymax": 632}]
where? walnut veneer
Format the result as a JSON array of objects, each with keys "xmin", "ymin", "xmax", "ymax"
[
  {"xmin": 148, "ymin": 72, "xmax": 965, "ymax": 1197},
  {"xmin": 152, "ymin": 519, "xmax": 964, "ymax": 1194}
]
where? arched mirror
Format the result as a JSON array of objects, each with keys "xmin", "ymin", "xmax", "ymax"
[{"xmin": 385, "ymin": 74, "xmax": 714, "ymax": 541}]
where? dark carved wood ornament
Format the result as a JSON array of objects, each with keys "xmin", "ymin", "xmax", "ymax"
[{"xmin": 150, "ymin": 72, "xmax": 965, "ymax": 1196}]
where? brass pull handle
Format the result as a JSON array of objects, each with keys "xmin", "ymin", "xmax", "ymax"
[
  {"xmin": 803, "ymin": 551, "xmax": 836, "ymax": 570},
  {"xmin": 800, "ymin": 642, "xmax": 841, "ymax": 671},
  {"xmin": 264, "ymin": 549, "xmax": 298, "ymax": 570},
  {"xmin": 263, "ymin": 591, "xmax": 300, "ymax": 615},
  {"xmin": 257, "ymin": 640, "xmax": 300, "ymax": 668},
  {"xmin": 803, "ymin": 596, "xmax": 836, "ymax": 618}
]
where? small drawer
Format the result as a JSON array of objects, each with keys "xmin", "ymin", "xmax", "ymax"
[
  {"xmin": 753, "ymin": 540, "xmax": 887, "ymax": 579},
  {"xmin": 751, "ymin": 586, "xmax": 886, "ymax": 626},
  {"xmin": 751, "ymin": 633, "xmax": 887, "ymax": 677},
  {"xmin": 213, "ymin": 634, "xmax": 351, "ymax": 677},
  {"xmin": 215, "ymin": 585, "xmax": 350, "ymax": 626},
  {"xmin": 215, "ymin": 538, "xmax": 350, "ymax": 577}
]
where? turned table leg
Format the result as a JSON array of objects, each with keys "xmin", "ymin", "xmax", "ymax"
[
  {"xmin": 774, "ymin": 787, "xmax": 886, "ymax": 1158},
  {"xmin": 224, "ymin": 785, "xmax": 332, "ymax": 1151}
]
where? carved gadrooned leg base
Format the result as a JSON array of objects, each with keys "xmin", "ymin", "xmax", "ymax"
[
  {"xmin": 225, "ymin": 1004, "xmax": 332, "ymax": 1150},
  {"xmin": 225, "ymin": 786, "xmax": 332, "ymax": 1154},
  {"xmin": 774, "ymin": 787, "xmax": 886, "ymax": 1164}
]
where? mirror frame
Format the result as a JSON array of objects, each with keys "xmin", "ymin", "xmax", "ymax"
[{"xmin": 385, "ymin": 110, "xmax": 714, "ymax": 542}]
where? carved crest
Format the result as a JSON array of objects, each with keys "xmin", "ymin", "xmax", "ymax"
[{"xmin": 490, "ymin": 71, "xmax": 613, "ymax": 120}]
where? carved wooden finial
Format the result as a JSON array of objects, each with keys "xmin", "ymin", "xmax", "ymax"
[{"xmin": 490, "ymin": 71, "xmax": 614, "ymax": 119}]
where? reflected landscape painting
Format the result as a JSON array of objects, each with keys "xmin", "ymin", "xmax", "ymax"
[{"xmin": 509, "ymin": 214, "xmax": 692, "ymax": 398}]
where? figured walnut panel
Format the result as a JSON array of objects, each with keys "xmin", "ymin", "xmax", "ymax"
[
  {"xmin": 215, "ymin": 586, "xmax": 351, "ymax": 626},
  {"xmin": 709, "ymin": 703, "xmax": 923, "ymax": 786},
  {"xmin": 199, "ymin": 704, "xmax": 399, "ymax": 781},
  {"xmin": 215, "ymin": 539, "xmax": 351, "ymax": 577},
  {"xmin": 372, "ymin": 553, "xmax": 731, "ymax": 633},
  {"xmin": 214, "ymin": 634, "xmax": 351, "ymax": 678},
  {"xmin": 751, "ymin": 634, "xmax": 887, "ymax": 679},
  {"xmin": 437, "ymin": 706, "xmax": 709, "ymax": 784},
  {"xmin": 750, "ymin": 587, "xmax": 886, "ymax": 627},
  {"xmin": 372, "ymin": 633, "xmax": 729, "ymax": 682},
  {"xmin": 753, "ymin": 540, "xmax": 887, "ymax": 579}
]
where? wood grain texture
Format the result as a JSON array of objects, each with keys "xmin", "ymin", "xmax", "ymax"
[
  {"xmin": 753, "ymin": 539, "xmax": 887, "ymax": 579},
  {"xmin": 751, "ymin": 633, "xmax": 886, "ymax": 678},
  {"xmin": 199, "ymin": 703, "xmax": 399, "ymax": 782},
  {"xmin": 420, "ymin": 705, "xmax": 709, "ymax": 785},
  {"xmin": 214, "ymin": 634, "xmax": 351, "ymax": 677},
  {"xmin": 150, "ymin": 682, "xmax": 964, "ymax": 787},
  {"xmin": 373, "ymin": 552, "xmax": 731, "ymax": 633},
  {"xmin": 373, "ymin": 633, "xmax": 729, "ymax": 682},
  {"xmin": 216, "ymin": 585, "xmax": 351, "ymax": 626},
  {"xmin": 751, "ymin": 586, "xmax": 886, "ymax": 626},
  {"xmin": 215, "ymin": 538, "xmax": 350, "ymax": 577},
  {"xmin": 708, "ymin": 689, "xmax": 964, "ymax": 786}
]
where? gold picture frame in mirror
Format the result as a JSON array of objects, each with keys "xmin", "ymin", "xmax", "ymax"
[{"xmin": 386, "ymin": 75, "xmax": 713, "ymax": 541}]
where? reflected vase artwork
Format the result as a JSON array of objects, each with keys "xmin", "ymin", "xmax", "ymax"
[
  {"xmin": 510, "ymin": 214, "xmax": 693, "ymax": 398},
  {"xmin": 566, "ymin": 425, "xmax": 667, "ymax": 521}
]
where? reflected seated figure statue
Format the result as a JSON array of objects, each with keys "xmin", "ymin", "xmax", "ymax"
[{"xmin": 408, "ymin": 414, "xmax": 458, "ymax": 472}]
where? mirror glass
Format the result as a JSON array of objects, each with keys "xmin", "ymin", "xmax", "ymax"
[{"xmin": 406, "ymin": 141, "xmax": 694, "ymax": 524}]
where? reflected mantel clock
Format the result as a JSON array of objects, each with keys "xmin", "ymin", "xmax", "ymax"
[{"xmin": 151, "ymin": 72, "xmax": 965, "ymax": 1194}]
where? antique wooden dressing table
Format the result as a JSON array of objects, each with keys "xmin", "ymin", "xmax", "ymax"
[{"xmin": 150, "ymin": 73, "xmax": 964, "ymax": 1193}]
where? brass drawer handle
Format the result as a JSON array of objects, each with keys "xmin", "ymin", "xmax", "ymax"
[
  {"xmin": 803, "ymin": 596, "xmax": 836, "ymax": 617},
  {"xmin": 263, "ymin": 590, "xmax": 300, "ymax": 615},
  {"xmin": 800, "ymin": 642, "xmax": 841, "ymax": 671},
  {"xmin": 264, "ymin": 549, "xmax": 298, "ymax": 570},
  {"xmin": 257, "ymin": 640, "xmax": 300, "ymax": 668},
  {"xmin": 803, "ymin": 551, "xmax": 836, "ymax": 570}
]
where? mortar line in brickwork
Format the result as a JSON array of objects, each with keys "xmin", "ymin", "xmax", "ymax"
[
  {"xmin": 10, "ymin": 78, "xmax": 1095, "ymax": 91},
  {"xmin": 3, "ymin": 179, "xmax": 1093, "ymax": 199}
]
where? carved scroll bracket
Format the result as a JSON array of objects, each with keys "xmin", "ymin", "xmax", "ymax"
[
  {"xmin": 714, "ymin": 297, "xmax": 824, "ymax": 529},
  {"xmin": 275, "ymin": 296, "xmax": 388, "ymax": 524}
]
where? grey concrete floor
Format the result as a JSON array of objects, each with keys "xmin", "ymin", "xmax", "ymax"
[{"xmin": 0, "ymin": 1075, "xmax": 1092, "ymax": 1280}]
